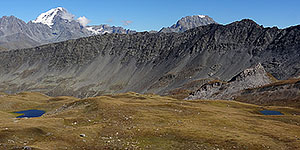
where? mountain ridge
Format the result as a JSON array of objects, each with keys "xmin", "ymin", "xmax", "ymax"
[{"xmin": 0, "ymin": 19, "xmax": 299, "ymax": 98}]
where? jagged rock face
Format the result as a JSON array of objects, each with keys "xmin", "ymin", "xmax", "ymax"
[
  {"xmin": 0, "ymin": 16, "xmax": 28, "ymax": 35},
  {"xmin": 256, "ymin": 26, "xmax": 300, "ymax": 80},
  {"xmin": 0, "ymin": 16, "xmax": 42, "ymax": 49},
  {"xmin": 0, "ymin": 19, "xmax": 299, "ymax": 98},
  {"xmin": 186, "ymin": 63, "xmax": 274, "ymax": 100},
  {"xmin": 48, "ymin": 18, "xmax": 91, "ymax": 42},
  {"xmin": 228, "ymin": 63, "xmax": 273, "ymax": 88},
  {"xmin": 160, "ymin": 15, "xmax": 216, "ymax": 33}
]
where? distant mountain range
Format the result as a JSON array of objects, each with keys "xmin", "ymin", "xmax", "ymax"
[
  {"xmin": 159, "ymin": 15, "xmax": 216, "ymax": 33},
  {"xmin": 0, "ymin": 7, "xmax": 216, "ymax": 50},
  {"xmin": 0, "ymin": 7, "xmax": 136, "ymax": 50}
]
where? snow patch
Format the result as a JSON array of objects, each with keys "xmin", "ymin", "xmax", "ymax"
[
  {"xmin": 198, "ymin": 15, "xmax": 206, "ymax": 18},
  {"xmin": 86, "ymin": 26, "xmax": 99, "ymax": 34},
  {"xmin": 86, "ymin": 26, "xmax": 110, "ymax": 35}
]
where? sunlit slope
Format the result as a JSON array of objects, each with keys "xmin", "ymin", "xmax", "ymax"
[{"xmin": 0, "ymin": 92, "xmax": 299, "ymax": 150}]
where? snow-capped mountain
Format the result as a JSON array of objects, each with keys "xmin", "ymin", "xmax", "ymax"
[
  {"xmin": 0, "ymin": 7, "xmax": 135, "ymax": 50},
  {"xmin": 86, "ymin": 25, "xmax": 136, "ymax": 35},
  {"xmin": 160, "ymin": 15, "xmax": 217, "ymax": 33},
  {"xmin": 32, "ymin": 7, "xmax": 74, "ymax": 28}
]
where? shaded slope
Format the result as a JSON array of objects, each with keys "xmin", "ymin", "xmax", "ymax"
[
  {"xmin": 257, "ymin": 25, "xmax": 300, "ymax": 79},
  {"xmin": 0, "ymin": 19, "xmax": 299, "ymax": 97}
]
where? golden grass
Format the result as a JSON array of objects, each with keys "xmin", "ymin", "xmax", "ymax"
[
  {"xmin": 249, "ymin": 78, "xmax": 300, "ymax": 90},
  {"xmin": 0, "ymin": 92, "xmax": 299, "ymax": 149},
  {"xmin": 206, "ymin": 79, "xmax": 227, "ymax": 85},
  {"xmin": 266, "ymin": 72, "xmax": 278, "ymax": 82},
  {"xmin": 0, "ymin": 46, "xmax": 7, "ymax": 51},
  {"xmin": 181, "ymin": 78, "xmax": 213, "ymax": 88},
  {"xmin": 236, "ymin": 78, "xmax": 300, "ymax": 108},
  {"xmin": 166, "ymin": 88, "xmax": 192, "ymax": 99}
]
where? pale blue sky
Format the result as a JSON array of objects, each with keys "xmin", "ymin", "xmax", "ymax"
[{"xmin": 1, "ymin": 0, "xmax": 300, "ymax": 31}]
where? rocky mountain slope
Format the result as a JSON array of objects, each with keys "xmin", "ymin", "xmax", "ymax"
[
  {"xmin": 186, "ymin": 63, "xmax": 275, "ymax": 100},
  {"xmin": 0, "ymin": 19, "xmax": 299, "ymax": 98},
  {"xmin": 0, "ymin": 7, "xmax": 135, "ymax": 50},
  {"xmin": 0, "ymin": 16, "xmax": 45, "ymax": 50},
  {"xmin": 160, "ymin": 15, "xmax": 216, "ymax": 33}
]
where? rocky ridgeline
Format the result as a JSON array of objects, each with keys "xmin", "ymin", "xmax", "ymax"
[{"xmin": 0, "ymin": 19, "xmax": 299, "ymax": 97}]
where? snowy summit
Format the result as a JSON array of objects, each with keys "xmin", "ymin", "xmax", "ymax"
[
  {"xmin": 197, "ymin": 15, "xmax": 206, "ymax": 18},
  {"xmin": 32, "ymin": 7, "xmax": 74, "ymax": 28}
]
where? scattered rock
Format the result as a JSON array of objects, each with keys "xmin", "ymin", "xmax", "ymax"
[{"xmin": 186, "ymin": 63, "xmax": 273, "ymax": 100}]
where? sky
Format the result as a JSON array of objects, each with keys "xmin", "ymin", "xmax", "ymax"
[{"xmin": 1, "ymin": 0, "xmax": 300, "ymax": 31}]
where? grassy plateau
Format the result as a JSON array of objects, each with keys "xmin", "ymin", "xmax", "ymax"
[{"xmin": 0, "ymin": 92, "xmax": 299, "ymax": 150}]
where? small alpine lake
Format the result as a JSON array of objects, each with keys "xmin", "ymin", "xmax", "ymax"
[
  {"xmin": 14, "ymin": 109, "xmax": 46, "ymax": 118},
  {"xmin": 260, "ymin": 110, "xmax": 283, "ymax": 115}
]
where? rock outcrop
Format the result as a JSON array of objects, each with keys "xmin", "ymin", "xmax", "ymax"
[{"xmin": 186, "ymin": 63, "xmax": 274, "ymax": 100}]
